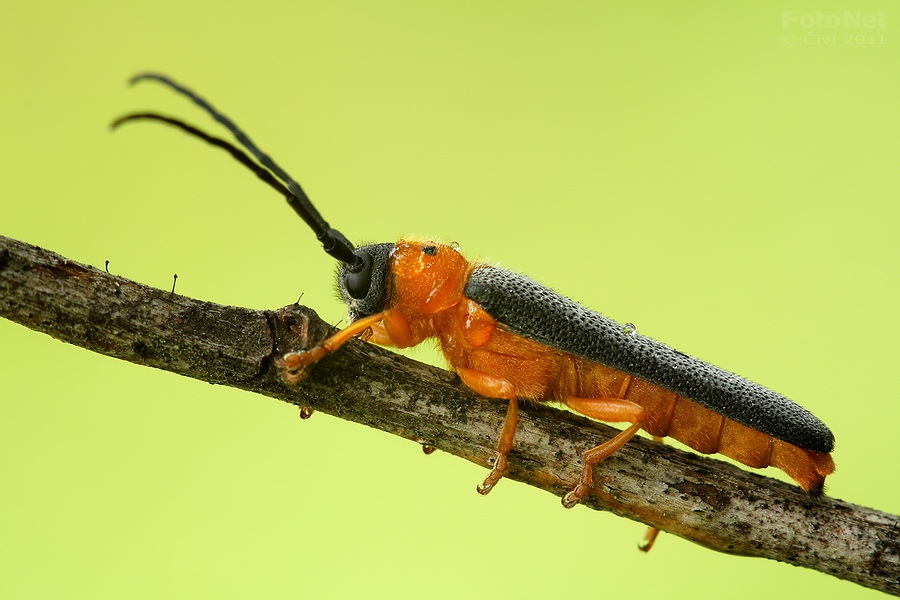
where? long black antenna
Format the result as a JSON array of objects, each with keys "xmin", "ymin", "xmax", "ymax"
[
  {"xmin": 117, "ymin": 73, "xmax": 362, "ymax": 269},
  {"xmin": 111, "ymin": 113, "xmax": 293, "ymax": 198}
]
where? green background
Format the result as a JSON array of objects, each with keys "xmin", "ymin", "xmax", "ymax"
[{"xmin": 2, "ymin": 2, "xmax": 898, "ymax": 598}]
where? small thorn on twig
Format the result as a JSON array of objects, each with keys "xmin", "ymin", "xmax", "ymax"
[
  {"xmin": 171, "ymin": 273, "xmax": 178, "ymax": 294},
  {"xmin": 104, "ymin": 260, "xmax": 110, "ymax": 273}
]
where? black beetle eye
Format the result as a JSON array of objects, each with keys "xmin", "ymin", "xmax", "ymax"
[
  {"xmin": 344, "ymin": 251, "xmax": 374, "ymax": 300},
  {"xmin": 422, "ymin": 245, "xmax": 437, "ymax": 256}
]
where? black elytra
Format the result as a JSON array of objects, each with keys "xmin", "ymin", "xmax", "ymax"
[{"xmin": 464, "ymin": 265, "xmax": 835, "ymax": 453}]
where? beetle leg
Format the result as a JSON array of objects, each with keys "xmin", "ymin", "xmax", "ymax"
[
  {"xmin": 456, "ymin": 367, "xmax": 518, "ymax": 495},
  {"xmin": 277, "ymin": 310, "xmax": 396, "ymax": 383},
  {"xmin": 639, "ymin": 526, "xmax": 661, "ymax": 552},
  {"xmin": 477, "ymin": 398, "xmax": 518, "ymax": 495},
  {"xmin": 561, "ymin": 397, "xmax": 645, "ymax": 508}
]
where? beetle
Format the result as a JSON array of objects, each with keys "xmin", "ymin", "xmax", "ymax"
[{"xmin": 114, "ymin": 73, "xmax": 835, "ymax": 537}]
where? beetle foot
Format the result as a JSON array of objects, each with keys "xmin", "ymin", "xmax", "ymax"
[
  {"xmin": 638, "ymin": 526, "xmax": 661, "ymax": 552},
  {"xmin": 279, "ymin": 348, "xmax": 327, "ymax": 369},
  {"xmin": 275, "ymin": 349, "xmax": 324, "ymax": 385},
  {"xmin": 561, "ymin": 488, "xmax": 584, "ymax": 508},
  {"xmin": 477, "ymin": 453, "xmax": 508, "ymax": 495},
  {"xmin": 561, "ymin": 471, "xmax": 593, "ymax": 508}
]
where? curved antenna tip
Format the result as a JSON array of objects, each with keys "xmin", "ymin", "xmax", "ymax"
[
  {"xmin": 128, "ymin": 73, "xmax": 149, "ymax": 86},
  {"xmin": 128, "ymin": 72, "xmax": 169, "ymax": 87}
]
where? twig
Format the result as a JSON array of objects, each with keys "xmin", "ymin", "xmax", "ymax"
[{"xmin": 1, "ymin": 234, "xmax": 897, "ymax": 595}]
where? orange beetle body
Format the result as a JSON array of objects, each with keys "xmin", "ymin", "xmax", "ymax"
[{"xmin": 281, "ymin": 238, "xmax": 834, "ymax": 506}]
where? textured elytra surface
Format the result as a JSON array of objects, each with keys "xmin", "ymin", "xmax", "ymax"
[{"xmin": 464, "ymin": 264, "xmax": 834, "ymax": 453}]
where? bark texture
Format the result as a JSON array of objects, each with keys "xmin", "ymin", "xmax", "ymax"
[{"xmin": 1, "ymin": 234, "xmax": 898, "ymax": 595}]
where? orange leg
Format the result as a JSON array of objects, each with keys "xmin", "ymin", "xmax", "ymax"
[
  {"xmin": 277, "ymin": 310, "xmax": 411, "ymax": 384},
  {"xmin": 278, "ymin": 309, "xmax": 412, "ymax": 369},
  {"xmin": 639, "ymin": 526, "xmax": 661, "ymax": 552},
  {"xmin": 279, "ymin": 311, "xmax": 390, "ymax": 367},
  {"xmin": 456, "ymin": 367, "xmax": 519, "ymax": 495},
  {"xmin": 561, "ymin": 397, "xmax": 645, "ymax": 508}
]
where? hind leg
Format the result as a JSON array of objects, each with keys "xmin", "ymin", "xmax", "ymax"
[{"xmin": 561, "ymin": 397, "xmax": 645, "ymax": 508}]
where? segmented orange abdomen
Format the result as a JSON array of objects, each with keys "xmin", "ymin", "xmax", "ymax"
[
  {"xmin": 433, "ymin": 298, "xmax": 833, "ymax": 492},
  {"xmin": 569, "ymin": 358, "xmax": 834, "ymax": 492}
]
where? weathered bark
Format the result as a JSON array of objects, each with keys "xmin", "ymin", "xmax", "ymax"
[{"xmin": 1, "ymin": 234, "xmax": 898, "ymax": 595}]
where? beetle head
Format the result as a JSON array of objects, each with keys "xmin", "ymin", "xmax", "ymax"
[{"xmin": 336, "ymin": 243, "xmax": 393, "ymax": 321}]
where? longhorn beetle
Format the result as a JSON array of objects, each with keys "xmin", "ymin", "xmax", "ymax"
[{"xmin": 114, "ymin": 74, "xmax": 835, "ymax": 548}]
